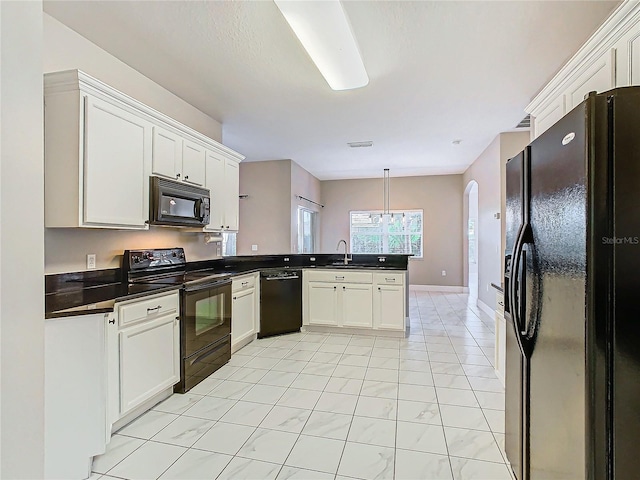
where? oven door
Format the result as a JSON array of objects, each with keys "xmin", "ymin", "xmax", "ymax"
[{"xmin": 181, "ymin": 280, "xmax": 231, "ymax": 358}]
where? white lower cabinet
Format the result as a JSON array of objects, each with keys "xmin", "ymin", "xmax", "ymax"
[
  {"xmin": 307, "ymin": 282, "xmax": 340, "ymax": 326},
  {"xmin": 341, "ymin": 284, "xmax": 373, "ymax": 328},
  {"xmin": 304, "ymin": 269, "xmax": 405, "ymax": 333},
  {"xmin": 108, "ymin": 291, "xmax": 180, "ymax": 424},
  {"xmin": 495, "ymin": 291, "xmax": 506, "ymax": 386},
  {"xmin": 119, "ymin": 313, "xmax": 180, "ymax": 415},
  {"xmin": 373, "ymin": 284, "xmax": 405, "ymax": 330},
  {"xmin": 232, "ymin": 273, "xmax": 259, "ymax": 349},
  {"xmin": 45, "ymin": 313, "xmax": 108, "ymax": 480}
]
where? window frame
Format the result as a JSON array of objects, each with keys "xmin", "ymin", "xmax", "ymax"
[
  {"xmin": 349, "ymin": 209, "xmax": 423, "ymax": 259},
  {"xmin": 297, "ymin": 206, "xmax": 318, "ymax": 254}
]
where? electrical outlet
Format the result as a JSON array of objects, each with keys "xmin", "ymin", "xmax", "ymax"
[
  {"xmin": 87, "ymin": 254, "xmax": 96, "ymax": 270},
  {"xmin": 251, "ymin": 244, "xmax": 258, "ymax": 251},
  {"xmin": 441, "ymin": 270, "xmax": 446, "ymax": 276}
]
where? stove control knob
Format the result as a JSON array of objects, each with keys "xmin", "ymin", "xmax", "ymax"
[{"xmin": 172, "ymin": 251, "xmax": 177, "ymax": 257}]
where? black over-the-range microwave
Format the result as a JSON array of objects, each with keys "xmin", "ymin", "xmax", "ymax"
[{"xmin": 149, "ymin": 176, "xmax": 210, "ymax": 227}]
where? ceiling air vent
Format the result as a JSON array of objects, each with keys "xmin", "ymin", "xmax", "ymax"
[
  {"xmin": 516, "ymin": 114, "xmax": 531, "ymax": 129},
  {"xmin": 348, "ymin": 141, "xmax": 373, "ymax": 148}
]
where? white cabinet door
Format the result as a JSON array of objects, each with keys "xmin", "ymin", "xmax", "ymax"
[
  {"xmin": 119, "ymin": 314, "xmax": 179, "ymax": 415},
  {"xmin": 307, "ymin": 282, "xmax": 339, "ymax": 326},
  {"xmin": 374, "ymin": 284, "xmax": 405, "ymax": 330},
  {"xmin": 152, "ymin": 126, "xmax": 181, "ymax": 180},
  {"xmin": 232, "ymin": 287, "xmax": 256, "ymax": 347},
  {"xmin": 564, "ymin": 48, "xmax": 616, "ymax": 111},
  {"xmin": 341, "ymin": 284, "xmax": 373, "ymax": 328},
  {"xmin": 45, "ymin": 313, "xmax": 107, "ymax": 480},
  {"xmin": 224, "ymin": 158, "xmax": 240, "ymax": 231},
  {"xmin": 533, "ymin": 95, "xmax": 565, "ymax": 138},
  {"xmin": 105, "ymin": 313, "xmax": 119, "ymax": 435},
  {"xmin": 182, "ymin": 140, "xmax": 206, "ymax": 186},
  {"xmin": 84, "ymin": 95, "xmax": 151, "ymax": 228},
  {"xmin": 205, "ymin": 149, "xmax": 226, "ymax": 231}
]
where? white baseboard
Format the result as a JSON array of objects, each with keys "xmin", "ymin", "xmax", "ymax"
[
  {"xmin": 477, "ymin": 298, "xmax": 495, "ymax": 317},
  {"xmin": 410, "ymin": 285, "xmax": 466, "ymax": 293}
]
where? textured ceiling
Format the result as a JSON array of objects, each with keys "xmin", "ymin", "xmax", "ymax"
[{"xmin": 44, "ymin": 0, "xmax": 619, "ymax": 180}]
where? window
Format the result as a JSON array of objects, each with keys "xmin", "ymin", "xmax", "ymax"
[
  {"xmin": 350, "ymin": 210, "xmax": 423, "ymax": 258},
  {"xmin": 221, "ymin": 232, "xmax": 236, "ymax": 256},
  {"xmin": 297, "ymin": 207, "xmax": 317, "ymax": 253}
]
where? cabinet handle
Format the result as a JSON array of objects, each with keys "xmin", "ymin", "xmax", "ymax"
[
  {"xmin": 242, "ymin": 281, "xmax": 249, "ymax": 286},
  {"xmin": 184, "ymin": 175, "xmax": 189, "ymax": 180},
  {"xmin": 233, "ymin": 296, "xmax": 237, "ymax": 300},
  {"xmin": 147, "ymin": 305, "xmax": 162, "ymax": 314},
  {"xmin": 108, "ymin": 318, "xmax": 115, "ymax": 324},
  {"xmin": 343, "ymin": 286, "xmax": 346, "ymax": 290},
  {"xmin": 174, "ymin": 317, "xmax": 179, "ymax": 325},
  {"xmin": 335, "ymin": 276, "xmax": 344, "ymax": 280},
  {"xmin": 378, "ymin": 287, "xmax": 381, "ymax": 291},
  {"xmin": 226, "ymin": 226, "xmax": 230, "ymax": 229},
  {"xmin": 334, "ymin": 286, "xmax": 337, "ymax": 290},
  {"xmin": 176, "ymin": 173, "xmax": 181, "ymax": 179},
  {"xmin": 385, "ymin": 278, "xmax": 396, "ymax": 282},
  {"xmin": 221, "ymin": 225, "xmax": 224, "ymax": 228}
]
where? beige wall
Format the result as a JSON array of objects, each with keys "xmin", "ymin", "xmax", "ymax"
[
  {"xmin": 290, "ymin": 161, "xmax": 322, "ymax": 252},
  {"xmin": 1, "ymin": 1, "xmax": 45, "ymax": 476},
  {"xmin": 237, "ymin": 160, "xmax": 291, "ymax": 255},
  {"xmin": 43, "ymin": 14, "xmax": 226, "ymax": 273},
  {"xmin": 237, "ymin": 159, "xmax": 322, "ymax": 255},
  {"xmin": 320, "ymin": 175, "xmax": 464, "ymax": 286},
  {"xmin": 463, "ymin": 131, "xmax": 530, "ymax": 310}
]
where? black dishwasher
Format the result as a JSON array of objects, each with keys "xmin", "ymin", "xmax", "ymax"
[{"xmin": 259, "ymin": 270, "xmax": 302, "ymax": 338}]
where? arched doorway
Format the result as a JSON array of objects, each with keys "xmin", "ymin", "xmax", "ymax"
[{"xmin": 464, "ymin": 181, "xmax": 479, "ymax": 299}]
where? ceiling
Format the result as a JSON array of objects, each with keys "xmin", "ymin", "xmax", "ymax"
[{"xmin": 44, "ymin": 0, "xmax": 619, "ymax": 181}]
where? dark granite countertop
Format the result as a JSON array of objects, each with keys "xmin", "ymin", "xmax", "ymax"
[{"xmin": 45, "ymin": 254, "xmax": 410, "ymax": 319}]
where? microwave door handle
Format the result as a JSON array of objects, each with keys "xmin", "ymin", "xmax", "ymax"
[{"xmin": 194, "ymin": 199, "xmax": 203, "ymax": 221}]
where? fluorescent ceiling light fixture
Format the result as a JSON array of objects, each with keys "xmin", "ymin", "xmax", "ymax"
[{"xmin": 274, "ymin": 0, "xmax": 369, "ymax": 91}]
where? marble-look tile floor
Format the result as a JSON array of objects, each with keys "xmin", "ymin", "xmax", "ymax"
[{"xmin": 92, "ymin": 289, "xmax": 514, "ymax": 480}]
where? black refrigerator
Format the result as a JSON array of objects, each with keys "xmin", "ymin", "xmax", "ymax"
[{"xmin": 504, "ymin": 87, "xmax": 640, "ymax": 480}]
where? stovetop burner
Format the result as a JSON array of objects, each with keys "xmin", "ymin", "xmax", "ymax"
[{"xmin": 124, "ymin": 248, "xmax": 230, "ymax": 287}]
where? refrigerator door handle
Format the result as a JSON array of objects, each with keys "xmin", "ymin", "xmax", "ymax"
[{"xmin": 510, "ymin": 223, "xmax": 533, "ymax": 354}]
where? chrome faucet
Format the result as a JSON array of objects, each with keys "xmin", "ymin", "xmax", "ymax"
[{"xmin": 336, "ymin": 239, "xmax": 352, "ymax": 264}]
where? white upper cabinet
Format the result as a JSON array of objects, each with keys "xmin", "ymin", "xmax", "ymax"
[
  {"xmin": 181, "ymin": 140, "xmax": 206, "ymax": 186},
  {"xmin": 204, "ymin": 150, "xmax": 241, "ymax": 232},
  {"xmin": 152, "ymin": 127, "xmax": 206, "ymax": 187},
  {"xmin": 84, "ymin": 96, "xmax": 152, "ymax": 228},
  {"xmin": 224, "ymin": 159, "xmax": 240, "ymax": 231},
  {"xmin": 44, "ymin": 70, "xmax": 244, "ymax": 230},
  {"xmin": 152, "ymin": 126, "xmax": 181, "ymax": 180},
  {"xmin": 527, "ymin": 2, "xmax": 640, "ymax": 138},
  {"xmin": 564, "ymin": 49, "xmax": 615, "ymax": 111}
]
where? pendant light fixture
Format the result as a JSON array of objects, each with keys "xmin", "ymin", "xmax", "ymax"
[{"xmin": 383, "ymin": 168, "xmax": 390, "ymax": 218}]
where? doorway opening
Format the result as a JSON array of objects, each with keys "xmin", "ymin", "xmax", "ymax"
[{"xmin": 465, "ymin": 181, "xmax": 479, "ymax": 299}]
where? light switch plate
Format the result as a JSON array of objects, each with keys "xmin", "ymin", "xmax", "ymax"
[{"xmin": 87, "ymin": 254, "xmax": 96, "ymax": 270}]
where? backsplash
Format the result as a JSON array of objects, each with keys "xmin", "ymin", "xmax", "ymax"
[{"xmin": 45, "ymin": 227, "xmax": 221, "ymax": 274}]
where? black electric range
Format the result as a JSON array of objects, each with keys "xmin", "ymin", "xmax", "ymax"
[{"xmin": 124, "ymin": 248, "xmax": 233, "ymax": 393}]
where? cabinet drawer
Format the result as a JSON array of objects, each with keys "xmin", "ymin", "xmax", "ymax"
[
  {"xmin": 117, "ymin": 292, "xmax": 179, "ymax": 327},
  {"xmin": 496, "ymin": 291, "xmax": 505, "ymax": 315},
  {"xmin": 232, "ymin": 274, "xmax": 256, "ymax": 292},
  {"xmin": 374, "ymin": 272, "xmax": 405, "ymax": 285},
  {"xmin": 305, "ymin": 270, "xmax": 372, "ymax": 284}
]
